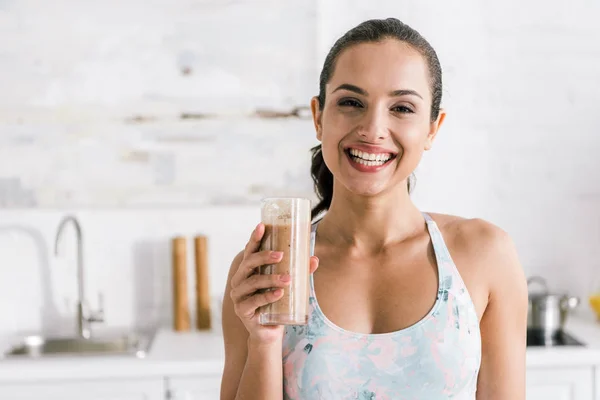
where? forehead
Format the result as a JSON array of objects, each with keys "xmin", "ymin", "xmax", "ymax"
[{"xmin": 328, "ymin": 39, "xmax": 431, "ymax": 100}]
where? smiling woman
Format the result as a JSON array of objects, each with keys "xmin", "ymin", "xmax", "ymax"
[{"xmin": 221, "ymin": 17, "xmax": 528, "ymax": 400}]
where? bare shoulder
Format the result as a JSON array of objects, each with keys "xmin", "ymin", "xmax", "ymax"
[
  {"xmin": 427, "ymin": 212, "xmax": 517, "ymax": 263},
  {"xmin": 426, "ymin": 212, "xmax": 527, "ymax": 311}
]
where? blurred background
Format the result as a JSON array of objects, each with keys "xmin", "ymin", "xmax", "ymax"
[{"xmin": 0, "ymin": 0, "xmax": 599, "ymax": 399}]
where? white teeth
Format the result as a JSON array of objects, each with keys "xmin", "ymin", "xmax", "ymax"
[
  {"xmin": 348, "ymin": 148, "xmax": 392, "ymax": 163},
  {"xmin": 354, "ymin": 158, "xmax": 384, "ymax": 167}
]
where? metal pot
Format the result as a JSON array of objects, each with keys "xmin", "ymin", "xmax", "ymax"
[{"xmin": 527, "ymin": 276, "xmax": 580, "ymax": 337}]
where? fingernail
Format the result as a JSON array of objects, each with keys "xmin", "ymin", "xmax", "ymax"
[
  {"xmin": 273, "ymin": 289, "xmax": 283, "ymax": 296},
  {"xmin": 280, "ymin": 274, "xmax": 291, "ymax": 282},
  {"xmin": 270, "ymin": 251, "xmax": 283, "ymax": 260}
]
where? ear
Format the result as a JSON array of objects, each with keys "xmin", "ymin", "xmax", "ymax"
[
  {"xmin": 311, "ymin": 96, "xmax": 323, "ymax": 141},
  {"xmin": 424, "ymin": 108, "xmax": 446, "ymax": 151}
]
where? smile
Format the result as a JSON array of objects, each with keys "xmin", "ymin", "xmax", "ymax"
[{"xmin": 344, "ymin": 147, "xmax": 397, "ymax": 172}]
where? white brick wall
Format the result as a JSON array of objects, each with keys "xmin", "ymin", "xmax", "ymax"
[
  {"xmin": 0, "ymin": 0, "xmax": 599, "ymax": 334},
  {"xmin": 0, "ymin": 0, "xmax": 320, "ymax": 207}
]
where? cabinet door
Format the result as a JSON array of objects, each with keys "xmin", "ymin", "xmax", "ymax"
[
  {"xmin": 596, "ymin": 366, "xmax": 600, "ymax": 400},
  {"xmin": 0, "ymin": 378, "xmax": 164, "ymax": 400},
  {"xmin": 167, "ymin": 375, "xmax": 222, "ymax": 400},
  {"xmin": 527, "ymin": 367, "xmax": 594, "ymax": 400}
]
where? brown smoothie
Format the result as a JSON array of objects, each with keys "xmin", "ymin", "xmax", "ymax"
[{"xmin": 258, "ymin": 219, "xmax": 311, "ymax": 325}]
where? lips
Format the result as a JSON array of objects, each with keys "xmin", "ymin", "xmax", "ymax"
[{"xmin": 343, "ymin": 146, "xmax": 397, "ymax": 172}]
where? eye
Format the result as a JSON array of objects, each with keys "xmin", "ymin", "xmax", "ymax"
[
  {"xmin": 338, "ymin": 98, "xmax": 363, "ymax": 108},
  {"xmin": 391, "ymin": 105, "xmax": 414, "ymax": 113}
]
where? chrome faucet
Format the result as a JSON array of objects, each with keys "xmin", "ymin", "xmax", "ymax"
[{"xmin": 54, "ymin": 215, "xmax": 104, "ymax": 339}]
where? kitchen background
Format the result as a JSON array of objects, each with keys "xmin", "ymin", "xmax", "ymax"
[{"xmin": 1, "ymin": 0, "xmax": 599, "ymax": 339}]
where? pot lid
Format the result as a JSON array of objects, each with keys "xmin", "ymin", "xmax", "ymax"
[
  {"xmin": 529, "ymin": 292, "xmax": 565, "ymax": 301},
  {"xmin": 527, "ymin": 276, "xmax": 569, "ymax": 300}
]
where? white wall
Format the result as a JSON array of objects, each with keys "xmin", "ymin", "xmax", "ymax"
[
  {"xmin": 1, "ymin": 0, "xmax": 600, "ymax": 335},
  {"xmin": 0, "ymin": 0, "xmax": 320, "ymax": 207},
  {"xmin": 0, "ymin": 207, "xmax": 261, "ymax": 336}
]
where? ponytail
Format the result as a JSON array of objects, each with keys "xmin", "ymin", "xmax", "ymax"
[{"xmin": 310, "ymin": 144, "xmax": 333, "ymax": 220}]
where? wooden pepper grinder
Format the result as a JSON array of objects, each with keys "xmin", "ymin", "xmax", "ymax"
[
  {"xmin": 195, "ymin": 235, "xmax": 212, "ymax": 330},
  {"xmin": 172, "ymin": 236, "xmax": 191, "ymax": 331}
]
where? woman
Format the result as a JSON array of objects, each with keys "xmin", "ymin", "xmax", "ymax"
[{"xmin": 221, "ymin": 18, "xmax": 527, "ymax": 400}]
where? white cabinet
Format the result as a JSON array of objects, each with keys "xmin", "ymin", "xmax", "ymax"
[
  {"xmin": 166, "ymin": 375, "xmax": 222, "ymax": 400},
  {"xmin": 526, "ymin": 367, "xmax": 594, "ymax": 400},
  {"xmin": 596, "ymin": 367, "xmax": 600, "ymax": 400},
  {"xmin": 0, "ymin": 374, "xmax": 224, "ymax": 400},
  {"xmin": 0, "ymin": 378, "xmax": 164, "ymax": 400}
]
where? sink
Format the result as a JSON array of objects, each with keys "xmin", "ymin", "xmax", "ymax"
[{"xmin": 1, "ymin": 331, "xmax": 154, "ymax": 359}]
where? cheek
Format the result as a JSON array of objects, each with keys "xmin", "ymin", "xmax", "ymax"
[
  {"xmin": 319, "ymin": 114, "xmax": 347, "ymax": 155},
  {"xmin": 322, "ymin": 110, "xmax": 353, "ymax": 135},
  {"xmin": 320, "ymin": 135, "xmax": 340, "ymax": 168},
  {"xmin": 393, "ymin": 121, "xmax": 429, "ymax": 153},
  {"xmin": 318, "ymin": 133, "xmax": 347, "ymax": 177}
]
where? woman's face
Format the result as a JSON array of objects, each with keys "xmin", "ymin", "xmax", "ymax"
[{"xmin": 312, "ymin": 38, "xmax": 445, "ymax": 197}]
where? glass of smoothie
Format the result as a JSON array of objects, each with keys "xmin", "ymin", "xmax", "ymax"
[{"xmin": 258, "ymin": 197, "xmax": 311, "ymax": 325}]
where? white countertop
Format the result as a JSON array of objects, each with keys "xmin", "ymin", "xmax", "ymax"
[
  {"xmin": 0, "ymin": 329, "xmax": 225, "ymax": 383},
  {"xmin": 0, "ymin": 316, "xmax": 599, "ymax": 382},
  {"xmin": 526, "ymin": 316, "xmax": 600, "ymax": 368}
]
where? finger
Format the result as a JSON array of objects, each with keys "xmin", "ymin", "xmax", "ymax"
[
  {"xmin": 235, "ymin": 289, "xmax": 285, "ymax": 320},
  {"xmin": 309, "ymin": 256, "xmax": 319, "ymax": 274},
  {"xmin": 243, "ymin": 249, "xmax": 283, "ymax": 275},
  {"xmin": 230, "ymin": 273, "xmax": 290, "ymax": 303},
  {"xmin": 243, "ymin": 223, "xmax": 265, "ymax": 259},
  {"xmin": 230, "ymin": 224, "xmax": 266, "ymax": 288},
  {"xmin": 231, "ymin": 250, "xmax": 283, "ymax": 288}
]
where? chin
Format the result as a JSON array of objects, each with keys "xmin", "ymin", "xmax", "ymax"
[{"xmin": 342, "ymin": 180, "xmax": 389, "ymax": 197}]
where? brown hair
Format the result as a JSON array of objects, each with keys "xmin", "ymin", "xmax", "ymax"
[{"xmin": 310, "ymin": 18, "xmax": 443, "ymax": 220}]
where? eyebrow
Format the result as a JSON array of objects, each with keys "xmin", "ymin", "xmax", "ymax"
[{"xmin": 332, "ymin": 83, "xmax": 423, "ymax": 100}]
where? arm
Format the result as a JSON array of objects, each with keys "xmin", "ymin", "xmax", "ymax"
[
  {"xmin": 476, "ymin": 227, "xmax": 528, "ymax": 399},
  {"xmin": 220, "ymin": 251, "xmax": 284, "ymax": 400}
]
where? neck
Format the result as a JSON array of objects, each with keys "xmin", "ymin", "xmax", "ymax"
[{"xmin": 317, "ymin": 179, "xmax": 425, "ymax": 252}]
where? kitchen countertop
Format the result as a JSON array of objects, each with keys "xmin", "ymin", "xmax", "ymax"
[
  {"xmin": 0, "ymin": 316, "xmax": 599, "ymax": 382},
  {"xmin": 0, "ymin": 329, "xmax": 225, "ymax": 383},
  {"xmin": 526, "ymin": 315, "xmax": 600, "ymax": 368}
]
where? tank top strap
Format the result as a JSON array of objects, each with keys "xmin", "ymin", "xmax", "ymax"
[
  {"xmin": 421, "ymin": 212, "xmax": 455, "ymax": 270},
  {"xmin": 422, "ymin": 212, "xmax": 435, "ymax": 224}
]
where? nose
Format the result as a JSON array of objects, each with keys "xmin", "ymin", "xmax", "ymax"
[{"xmin": 357, "ymin": 106, "xmax": 389, "ymax": 141}]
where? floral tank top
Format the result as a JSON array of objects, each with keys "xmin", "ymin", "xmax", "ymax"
[{"xmin": 282, "ymin": 213, "xmax": 481, "ymax": 399}]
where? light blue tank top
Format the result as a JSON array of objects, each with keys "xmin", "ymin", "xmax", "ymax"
[{"xmin": 282, "ymin": 213, "xmax": 481, "ymax": 399}]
